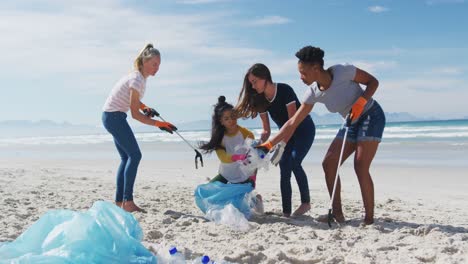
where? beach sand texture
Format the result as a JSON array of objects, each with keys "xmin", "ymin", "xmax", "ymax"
[{"xmin": 1, "ymin": 157, "xmax": 467, "ymax": 263}]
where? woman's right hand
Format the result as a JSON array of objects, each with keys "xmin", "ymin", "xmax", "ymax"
[{"xmin": 155, "ymin": 121, "xmax": 177, "ymax": 134}]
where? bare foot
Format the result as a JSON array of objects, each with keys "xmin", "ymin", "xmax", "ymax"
[
  {"xmin": 254, "ymin": 194, "xmax": 264, "ymax": 214},
  {"xmin": 256, "ymin": 194, "xmax": 262, "ymax": 201},
  {"xmin": 115, "ymin": 201, "xmax": 123, "ymax": 208},
  {"xmin": 317, "ymin": 213, "xmax": 346, "ymax": 224},
  {"xmin": 122, "ymin": 200, "xmax": 146, "ymax": 213},
  {"xmin": 292, "ymin": 203, "xmax": 311, "ymax": 217},
  {"xmin": 363, "ymin": 217, "xmax": 374, "ymax": 225}
]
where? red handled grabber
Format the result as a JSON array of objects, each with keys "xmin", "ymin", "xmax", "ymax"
[{"xmin": 144, "ymin": 108, "xmax": 203, "ymax": 169}]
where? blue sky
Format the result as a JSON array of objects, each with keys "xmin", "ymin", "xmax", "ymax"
[{"xmin": 1, "ymin": 0, "xmax": 467, "ymax": 126}]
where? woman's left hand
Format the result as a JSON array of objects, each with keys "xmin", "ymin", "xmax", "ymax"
[{"xmin": 260, "ymin": 130, "xmax": 270, "ymax": 142}]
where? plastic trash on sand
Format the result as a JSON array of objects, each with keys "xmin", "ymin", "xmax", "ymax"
[
  {"xmin": 194, "ymin": 181, "xmax": 255, "ymax": 218},
  {"xmin": 205, "ymin": 204, "xmax": 251, "ymax": 231},
  {"xmin": 194, "ymin": 181, "xmax": 262, "ymax": 231},
  {"xmin": 192, "ymin": 255, "xmax": 211, "ymax": 264},
  {"xmin": 156, "ymin": 245, "xmax": 186, "ymax": 264},
  {"xmin": 234, "ymin": 138, "xmax": 271, "ymax": 176},
  {"xmin": 0, "ymin": 201, "xmax": 156, "ymax": 264}
]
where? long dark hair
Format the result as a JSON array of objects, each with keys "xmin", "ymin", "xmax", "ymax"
[
  {"xmin": 235, "ymin": 63, "xmax": 272, "ymax": 118},
  {"xmin": 198, "ymin": 96, "xmax": 234, "ymax": 153}
]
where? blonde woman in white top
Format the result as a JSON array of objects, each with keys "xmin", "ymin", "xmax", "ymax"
[{"xmin": 102, "ymin": 43, "xmax": 177, "ymax": 212}]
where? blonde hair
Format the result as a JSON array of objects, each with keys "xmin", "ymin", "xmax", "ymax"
[{"xmin": 133, "ymin": 43, "xmax": 161, "ymax": 72}]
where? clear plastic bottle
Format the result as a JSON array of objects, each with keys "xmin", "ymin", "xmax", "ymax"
[
  {"xmin": 166, "ymin": 246, "xmax": 186, "ymax": 264},
  {"xmin": 192, "ymin": 255, "xmax": 211, "ymax": 264},
  {"xmin": 237, "ymin": 139, "xmax": 271, "ymax": 176}
]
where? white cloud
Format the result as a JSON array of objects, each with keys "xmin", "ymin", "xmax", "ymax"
[
  {"xmin": 0, "ymin": 0, "xmax": 282, "ymax": 123},
  {"xmin": 382, "ymin": 77, "xmax": 465, "ymax": 92},
  {"xmin": 190, "ymin": 46, "xmax": 271, "ymax": 61},
  {"xmin": 336, "ymin": 47, "xmax": 405, "ymax": 58},
  {"xmin": 267, "ymin": 59, "xmax": 298, "ymax": 76},
  {"xmin": 354, "ymin": 60, "xmax": 398, "ymax": 72},
  {"xmin": 326, "ymin": 60, "xmax": 398, "ymax": 74},
  {"xmin": 368, "ymin": 6, "xmax": 389, "ymax": 13},
  {"xmin": 1, "ymin": 1, "xmax": 466, "ymax": 123},
  {"xmin": 247, "ymin": 16, "xmax": 291, "ymax": 26},
  {"xmin": 377, "ymin": 77, "xmax": 468, "ymax": 117},
  {"xmin": 430, "ymin": 67, "xmax": 463, "ymax": 75},
  {"xmin": 426, "ymin": 0, "xmax": 464, "ymax": 5},
  {"xmin": 0, "ymin": 1, "xmax": 270, "ymax": 92}
]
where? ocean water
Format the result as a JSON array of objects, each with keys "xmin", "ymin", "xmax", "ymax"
[{"xmin": 1, "ymin": 119, "xmax": 467, "ymax": 167}]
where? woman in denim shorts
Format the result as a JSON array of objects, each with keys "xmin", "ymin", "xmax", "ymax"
[{"xmin": 259, "ymin": 46, "xmax": 385, "ymax": 225}]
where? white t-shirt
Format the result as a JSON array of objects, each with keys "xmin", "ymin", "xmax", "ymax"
[
  {"xmin": 302, "ymin": 64, "xmax": 373, "ymax": 117},
  {"xmin": 103, "ymin": 71, "xmax": 146, "ymax": 112},
  {"xmin": 217, "ymin": 127, "xmax": 254, "ymax": 183}
]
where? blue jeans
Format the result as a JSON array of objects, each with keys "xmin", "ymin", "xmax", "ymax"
[
  {"xmin": 279, "ymin": 116, "xmax": 315, "ymax": 214},
  {"xmin": 336, "ymin": 101, "xmax": 386, "ymax": 142},
  {"xmin": 102, "ymin": 112, "xmax": 142, "ymax": 202}
]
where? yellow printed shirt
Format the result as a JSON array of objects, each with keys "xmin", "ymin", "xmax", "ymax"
[{"xmin": 215, "ymin": 126, "xmax": 254, "ymax": 183}]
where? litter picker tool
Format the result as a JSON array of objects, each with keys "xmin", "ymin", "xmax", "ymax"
[
  {"xmin": 144, "ymin": 108, "xmax": 204, "ymax": 169},
  {"xmin": 327, "ymin": 114, "xmax": 352, "ymax": 228}
]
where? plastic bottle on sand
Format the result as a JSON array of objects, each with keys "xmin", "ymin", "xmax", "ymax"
[
  {"xmin": 192, "ymin": 255, "xmax": 211, "ymax": 264},
  {"xmin": 169, "ymin": 246, "xmax": 186, "ymax": 264}
]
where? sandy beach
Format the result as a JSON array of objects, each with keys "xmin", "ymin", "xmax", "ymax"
[
  {"xmin": 2, "ymin": 0, "xmax": 468, "ymax": 262},
  {"xmin": 1, "ymin": 154, "xmax": 467, "ymax": 263}
]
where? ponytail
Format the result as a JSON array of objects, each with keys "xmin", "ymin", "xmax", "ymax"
[{"xmin": 133, "ymin": 43, "xmax": 161, "ymax": 72}]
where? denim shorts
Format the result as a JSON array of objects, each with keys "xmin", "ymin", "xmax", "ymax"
[{"xmin": 336, "ymin": 101, "xmax": 386, "ymax": 143}]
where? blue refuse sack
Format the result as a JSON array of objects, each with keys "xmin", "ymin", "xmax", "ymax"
[
  {"xmin": 194, "ymin": 181, "xmax": 255, "ymax": 219},
  {"xmin": 0, "ymin": 201, "xmax": 156, "ymax": 264}
]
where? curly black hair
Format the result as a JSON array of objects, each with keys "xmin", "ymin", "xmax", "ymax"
[{"xmin": 295, "ymin": 46, "xmax": 325, "ymax": 67}]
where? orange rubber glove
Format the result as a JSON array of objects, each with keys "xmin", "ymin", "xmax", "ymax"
[
  {"xmin": 155, "ymin": 120, "xmax": 177, "ymax": 134},
  {"xmin": 350, "ymin": 96, "xmax": 367, "ymax": 122},
  {"xmin": 255, "ymin": 141, "xmax": 273, "ymax": 154},
  {"xmin": 139, "ymin": 103, "xmax": 148, "ymax": 111}
]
